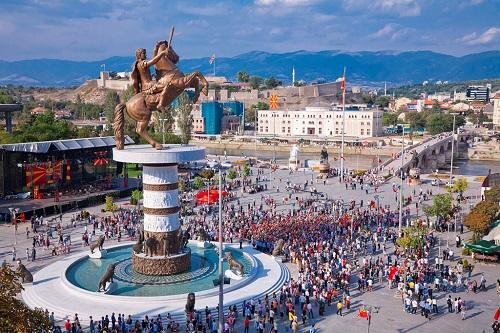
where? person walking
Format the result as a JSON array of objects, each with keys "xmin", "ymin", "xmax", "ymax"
[{"xmin": 336, "ymin": 300, "xmax": 343, "ymax": 316}]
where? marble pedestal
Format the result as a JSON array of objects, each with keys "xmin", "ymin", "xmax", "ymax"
[{"xmin": 113, "ymin": 144, "xmax": 205, "ymax": 276}]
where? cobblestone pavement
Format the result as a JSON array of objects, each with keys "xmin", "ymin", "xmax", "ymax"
[{"xmin": 0, "ymin": 167, "xmax": 498, "ymax": 333}]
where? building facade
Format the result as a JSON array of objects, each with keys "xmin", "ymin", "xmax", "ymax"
[
  {"xmin": 466, "ymin": 85, "xmax": 491, "ymax": 102},
  {"xmin": 493, "ymin": 93, "xmax": 500, "ymax": 130},
  {"xmin": 257, "ymin": 106, "xmax": 383, "ymax": 138}
]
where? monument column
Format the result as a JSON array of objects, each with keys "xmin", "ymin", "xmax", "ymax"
[{"xmin": 113, "ymin": 144, "xmax": 205, "ymax": 276}]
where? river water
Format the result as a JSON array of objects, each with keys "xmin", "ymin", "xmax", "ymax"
[{"xmin": 206, "ymin": 148, "xmax": 500, "ymax": 176}]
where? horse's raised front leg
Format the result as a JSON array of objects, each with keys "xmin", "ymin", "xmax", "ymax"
[
  {"xmin": 194, "ymin": 71, "xmax": 209, "ymax": 96},
  {"xmin": 136, "ymin": 120, "xmax": 162, "ymax": 150}
]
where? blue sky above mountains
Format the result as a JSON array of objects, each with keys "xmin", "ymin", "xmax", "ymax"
[{"xmin": 1, "ymin": 0, "xmax": 499, "ymax": 61}]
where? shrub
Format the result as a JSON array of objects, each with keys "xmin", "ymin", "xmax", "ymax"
[{"xmin": 462, "ymin": 248, "xmax": 471, "ymax": 256}]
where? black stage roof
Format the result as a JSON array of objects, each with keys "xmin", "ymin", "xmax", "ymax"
[{"xmin": 0, "ymin": 135, "xmax": 134, "ymax": 154}]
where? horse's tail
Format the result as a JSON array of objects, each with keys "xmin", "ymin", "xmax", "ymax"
[{"xmin": 113, "ymin": 103, "xmax": 126, "ymax": 150}]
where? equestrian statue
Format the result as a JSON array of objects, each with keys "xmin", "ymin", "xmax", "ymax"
[{"xmin": 114, "ymin": 27, "xmax": 209, "ymax": 150}]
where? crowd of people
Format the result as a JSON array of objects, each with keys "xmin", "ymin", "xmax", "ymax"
[{"xmin": 5, "ymin": 163, "xmax": 497, "ymax": 333}]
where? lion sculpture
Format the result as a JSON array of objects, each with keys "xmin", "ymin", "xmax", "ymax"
[
  {"xmin": 90, "ymin": 235, "xmax": 105, "ymax": 254},
  {"xmin": 16, "ymin": 262, "xmax": 33, "ymax": 283},
  {"xmin": 225, "ymin": 252, "xmax": 244, "ymax": 276},
  {"xmin": 97, "ymin": 263, "xmax": 116, "ymax": 292}
]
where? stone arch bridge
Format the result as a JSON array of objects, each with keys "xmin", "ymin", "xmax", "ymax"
[{"xmin": 379, "ymin": 131, "xmax": 472, "ymax": 177}]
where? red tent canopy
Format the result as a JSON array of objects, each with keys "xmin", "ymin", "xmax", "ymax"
[
  {"xmin": 196, "ymin": 189, "xmax": 228, "ymax": 205},
  {"xmin": 93, "ymin": 157, "xmax": 108, "ymax": 166}
]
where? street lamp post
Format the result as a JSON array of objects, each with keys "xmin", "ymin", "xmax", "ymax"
[
  {"xmin": 398, "ymin": 129, "xmax": 405, "ymax": 234},
  {"xmin": 218, "ymin": 168, "xmax": 224, "ymax": 333},
  {"xmin": 449, "ymin": 114, "xmax": 456, "ymax": 186},
  {"xmin": 340, "ymin": 67, "xmax": 346, "ymax": 182}
]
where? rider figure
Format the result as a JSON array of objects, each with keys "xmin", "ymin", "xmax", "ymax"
[{"xmin": 131, "ymin": 41, "xmax": 181, "ymax": 112}]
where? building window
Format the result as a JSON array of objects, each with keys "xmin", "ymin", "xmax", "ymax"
[
  {"xmin": 288, "ymin": 127, "xmax": 291, "ymax": 133},
  {"xmin": 319, "ymin": 128, "xmax": 322, "ymax": 134},
  {"xmin": 360, "ymin": 129, "xmax": 364, "ymax": 135},
  {"xmin": 367, "ymin": 122, "xmax": 371, "ymax": 126},
  {"xmin": 282, "ymin": 127, "xmax": 286, "ymax": 133},
  {"xmin": 302, "ymin": 128, "xmax": 305, "ymax": 134},
  {"xmin": 367, "ymin": 129, "xmax": 371, "ymax": 135},
  {"xmin": 361, "ymin": 122, "xmax": 364, "ymax": 125},
  {"xmin": 318, "ymin": 121, "xmax": 322, "ymax": 125}
]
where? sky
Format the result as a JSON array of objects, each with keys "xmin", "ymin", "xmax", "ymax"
[{"xmin": 0, "ymin": 0, "xmax": 499, "ymax": 61}]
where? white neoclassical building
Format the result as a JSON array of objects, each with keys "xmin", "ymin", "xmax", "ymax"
[{"xmin": 257, "ymin": 105, "xmax": 383, "ymax": 138}]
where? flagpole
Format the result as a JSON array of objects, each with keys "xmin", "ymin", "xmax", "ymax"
[{"xmin": 340, "ymin": 67, "xmax": 346, "ymax": 182}]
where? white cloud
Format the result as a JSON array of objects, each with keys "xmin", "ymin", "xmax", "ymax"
[
  {"xmin": 368, "ymin": 23, "xmax": 412, "ymax": 40},
  {"xmin": 255, "ymin": 0, "xmax": 317, "ymax": 6},
  {"xmin": 343, "ymin": 0, "xmax": 421, "ymax": 17},
  {"xmin": 462, "ymin": 27, "xmax": 500, "ymax": 45},
  {"xmin": 370, "ymin": 23, "xmax": 397, "ymax": 38}
]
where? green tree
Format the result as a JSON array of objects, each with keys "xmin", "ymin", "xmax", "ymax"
[
  {"xmin": 13, "ymin": 111, "xmax": 75, "ymax": 142},
  {"xmin": 249, "ymin": 76, "xmax": 263, "ymax": 89},
  {"xmin": 406, "ymin": 112, "xmax": 427, "ymax": 130},
  {"xmin": 0, "ymin": 91, "xmax": 14, "ymax": 104},
  {"xmin": 0, "ymin": 264, "xmax": 51, "ymax": 332},
  {"xmin": 484, "ymin": 185, "xmax": 500, "ymax": 203},
  {"xmin": 130, "ymin": 189, "xmax": 143, "ymax": 206},
  {"xmin": 243, "ymin": 164, "xmax": 251, "ymax": 177},
  {"xmin": 375, "ymin": 96, "xmax": 390, "ymax": 108},
  {"xmin": 396, "ymin": 223, "xmax": 429, "ymax": 251},
  {"xmin": 105, "ymin": 195, "xmax": 115, "ymax": 212},
  {"xmin": 423, "ymin": 193, "xmax": 452, "ymax": 222},
  {"xmin": 426, "ymin": 113, "xmax": 465, "ymax": 135},
  {"xmin": 178, "ymin": 180, "xmax": 187, "ymax": 192},
  {"xmin": 104, "ymin": 90, "xmax": 120, "ymax": 122},
  {"xmin": 464, "ymin": 211, "xmax": 491, "ymax": 236},
  {"xmin": 452, "ymin": 177, "xmax": 468, "ymax": 195},
  {"xmin": 382, "ymin": 112, "xmax": 399, "ymax": 126},
  {"xmin": 227, "ymin": 168, "xmax": 237, "ymax": 181},
  {"xmin": 76, "ymin": 126, "xmax": 97, "ymax": 138},
  {"xmin": 176, "ymin": 92, "xmax": 193, "ymax": 144},
  {"xmin": 122, "ymin": 84, "xmax": 135, "ymax": 102},
  {"xmin": 245, "ymin": 107, "xmax": 257, "ymax": 124},
  {"xmin": 193, "ymin": 176, "xmax": 205, "ymax": 190},
  {"xmin": 237, "ymin": 71, "xmax": 250, "ymax": 83},
  {"xmin": 265, "ymin": 77, "xmax": 282, "ymax": 89},
  {"xmin": 256, "ymin": 102, "xmax": 269, "ymax": 110}
]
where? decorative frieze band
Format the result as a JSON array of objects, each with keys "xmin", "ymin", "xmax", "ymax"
[
  {"xmin": 143, "ymin": 183, "xmax": 178, "ymax": 191},
  {"xmin": 143, "ymin": 214, "xmax": 180, "ymax": 232},
  {"xmin": 143, "ymin": 165, "xmax": 178, "ymax": 184},
  {"xmin": 144, "ymin": 206, "xmax": 181, "ymax": 215}
]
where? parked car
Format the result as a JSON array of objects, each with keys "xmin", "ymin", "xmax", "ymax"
[
  {"xmin": 220, "ymin": 161, "xmax": 233, "ymax": 169},
  {"xmin": 431, "ymin": 179, "xmax": 443, "ymax": 186}
]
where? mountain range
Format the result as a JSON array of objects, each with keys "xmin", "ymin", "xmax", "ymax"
[{"xmin": 0, "ymin": 50, "xmax": 499, "ymax": 88}]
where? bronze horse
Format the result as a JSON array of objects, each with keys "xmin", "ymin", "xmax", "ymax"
[{"xmin": 113, "ymin": 41, "xmax": 208, "ymax": 150}]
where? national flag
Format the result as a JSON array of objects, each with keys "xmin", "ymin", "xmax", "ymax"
[
  {"xmin": 359, "ymin": 308, "xmax": 369, "ymax": 320},
  {"xmin": 209, "ymin": 54, "xmax": 216, "ymax": 65},
  {"xmin": 337, "ymin": 76, "xmax": 345, "ymax": 92},
  {"xmin": 269, "ymin": 94, "xmax": 279, "ymax": 109}
]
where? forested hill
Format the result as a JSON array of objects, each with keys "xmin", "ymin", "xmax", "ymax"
[{"xmin": 0, "ymin": 50, "xmax": 499, "ymax": 87}]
